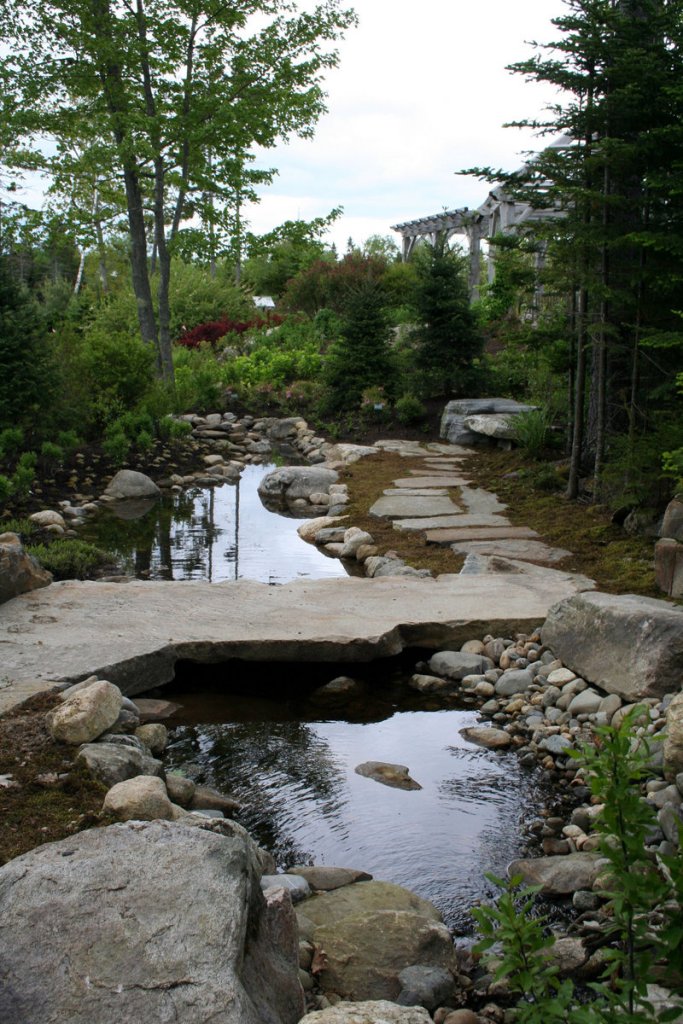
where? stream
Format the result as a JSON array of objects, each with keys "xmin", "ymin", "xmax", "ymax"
[{"xmin": 88, "ymin": 461, "xmax": 543, "ymax": 931}]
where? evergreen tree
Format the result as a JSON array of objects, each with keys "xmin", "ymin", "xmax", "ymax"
[
  {"xmin": 412, "ymin": 236, "xmax": 483, "ymax": 398},
  {"xmin": 466, "ymin": 0, "xmax": 683, "ymax": 501},
  {"xmin": 322, "ymin": 279, "xmax": 395, "ymax": 413},
  {"xmin": 0, "ymin": 258, "xmax": 55, "ymax": 434}
]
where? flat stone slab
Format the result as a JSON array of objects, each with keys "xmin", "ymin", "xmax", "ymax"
[
  {"xmin": 459, "ymin": 486, "xmax": 507, "ymax": 516},
  {"xmin": 394, "ymin": 515, "xmax": 510, "ymax": 533},
  {"xmin": 394, "ymin": 476, "xmax": 469, "ymax": 488},
  {"xmin": 383, "ymin": 489, "xmax": 449, "ymax": 497},
  {"xmin": 426, "ymin": 526, "xmax": 539, "ymax": 544},
  {"xmin": 450, "ymin": 539, "xmax": 572, "ymax": 565},
  {"xmin": 0, "ymin": 575, "xmax": 593, "ymax": 710},
  {"xmin": 458, "ymin": 554, "xmax": 595, "ymax": 592},
  {"xmin": 369, "ymin": 496, "xmax": 461, "ymax": 518}
]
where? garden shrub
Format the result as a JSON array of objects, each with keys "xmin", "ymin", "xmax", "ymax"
[
  {"xmin": 395, "ymin": 393, "xmax": 427, "ymax": 424},
  {"xmin": 27, "ymin": 539, "xmax": 113, "ymax": 580},
  {"xmin": 512, "ymin": 408, "xmax": 555, "ymax": 460}
]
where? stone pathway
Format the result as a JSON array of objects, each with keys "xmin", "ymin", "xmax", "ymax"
[{"xmin": 366, "ymin": 444, "xmax": 593, "ymax": 590}]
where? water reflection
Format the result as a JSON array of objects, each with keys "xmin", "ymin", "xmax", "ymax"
[
  {"xmin": 84, "ymin": 464, "xmax": 350, "ymax": 584},
  {"xmin": 163, "ymin": 670, "xmax": 542, "ymax": 932}
]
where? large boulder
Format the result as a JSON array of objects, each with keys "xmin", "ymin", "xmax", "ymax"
[
  {"xmin": 102, "ymin": 470, "xmax": 161, "ymax": 501},
  {"xmin": 258, "ymin": 466, "xmax": 339, "ymax": 513},
  {"xmin": 0, "ymin": 821, "xmax": 303, "ymax": 1024},
  {"xmin": 48, "ymin": 680, "xmax": 123, "ymax": 745},
  {"xmin": 661, "ymin": 496, "xmax": 683, "ymax": 542},
  {"xmin": 440, "ymin": 399, "xmax": 537, "ymax": 446},
  {"xmin": 463, "ymin": 413, "xmax": 519, "ymax": 440},
  {"xmin": 298, "ymin": 881, "xmax": 454, "ymax": 1002},
  {"xmin": 541, "ymin": 592, "xmax": 683, "ymax": 700},
  {"xmin": 0, "ymin": 533, "xmax": 52, "ymax": 605}
]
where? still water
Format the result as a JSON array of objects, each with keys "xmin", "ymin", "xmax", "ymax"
[
  {"xmin": 86, "ymin": 463, "xmax": 349, "ymax": 584},
  {"xmin": 163, "ymin": 662, "xmax": 540, "ymax": 933}
]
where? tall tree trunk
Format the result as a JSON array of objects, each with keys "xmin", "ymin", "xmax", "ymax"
[
  {"xmin": 567, "ymin": 286, "xmax": 589, "ymax": 500},
  {"xmin": 136, "ymin": 0, "xmax": 174, "ymax": 382},
  {"xmin": 91, "ymin": 0, "xmax": 159, "ymax": 362}
]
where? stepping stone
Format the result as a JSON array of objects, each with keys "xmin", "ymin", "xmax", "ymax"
[
  {"xmin": 425, "ymin": 525, "xmax": 539, "ymax": 544},
  {"xmin": 459, "ymin": 486, "xmax": 508, "ymax": 516},
  {"xmin": 383, "ymin": 488, "xmax": 449, "ymax": 497},
  {"xmin": 369, "ymin": 495, "xmax": 461, "ymax": 518},
  {"xmin": 393, "ymin": 514, "xmax": 510, "ymax": 532},
  {"xmin": 395, "ymin": 476, "xmax": 469, "ymax": 488},
  {"xmin": 425, "ymin": 443, "xmax": 472, "ymax": 456},
  {"xmin": 457, "ymin": 554, "xmax": 595, "ymax": 591},
  {"xmin": 450, "ymin": 539, "xmax": 572, "ymax": 565}
]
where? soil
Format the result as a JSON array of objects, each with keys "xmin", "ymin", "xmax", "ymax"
[{"xmin": 0, "ymin": 691, "xmax": 112, "ymax": 866}]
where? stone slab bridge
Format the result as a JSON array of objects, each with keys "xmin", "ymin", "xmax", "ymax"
[
  {"xmin": 0, "ymin": 572, "xmax": 591, "ymax": 710},
  {"xmin": 391, "ymin": 136, "xmax": 570, "ymax": 300}
]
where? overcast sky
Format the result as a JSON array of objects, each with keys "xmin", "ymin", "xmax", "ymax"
[{"xmin": 245, "ymin": 0, "xmax": 568, "ymax": 252}]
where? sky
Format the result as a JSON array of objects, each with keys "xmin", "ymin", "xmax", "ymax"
[{"xmin": 244, "ymin": 0, "xmax": 568, "ymax": 253}]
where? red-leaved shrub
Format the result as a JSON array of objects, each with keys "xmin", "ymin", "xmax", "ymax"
[{"xmin": 176, "ymin": 313, "xmax": 283, "ymax": 349}]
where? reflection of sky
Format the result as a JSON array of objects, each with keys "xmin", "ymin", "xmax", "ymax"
[{"xmin": 158, "ymin": 464, "xmax": 348, "ymax": 584}]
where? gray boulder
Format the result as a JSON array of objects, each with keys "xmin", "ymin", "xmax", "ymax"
[
  {"xmin": 258, "ymin": 466, "xmax": 339, "ymax": 513},
  {"xmin": 542, "ymin": 592, "xmax": 683, "ymax": 700},
  {"xmin": 102, "ymin": 470, "xmax": 161, "ymax": 501},
  {"xmin": 428, "ymin": 650, "xmax": 494, "ymax": 680},
  {"xmin": 355, "ymin": 761, "xmax": 422, "ymax": 790},
  {"xmin": 77, "ymin": 742, "xmax": 163, "ymax": 787},
  {"xmin": 0, "ymin": 821, "xmax": 304, "ymax": 1024},
  {"xmin": 661, "ymin": 496, "xmax": 683, "ymax": 541},
  {"xmin": 0, "ymin": 533, "xmax": 52, "ymax": 605},
  {"xmin": 103, "ymin": 775, "xmax": 175, "ymax": 821},
  {"xmin": 463, "ymin": 413, "xmax": 519, "ymax": 440},
  {"xmin": 508, "ymin": 852, "xmax": 604, "ymax": 895},
  {"xmin": 664, "ymin": 691, "xmax": 683, "ymax": 780},
  {"xmin": 440, "ymin": 399, "xmax": 537, "ymax": 445},
  {"xmin": 397, "ymin": 964, "xmax": 456, "ymax": 1011}
]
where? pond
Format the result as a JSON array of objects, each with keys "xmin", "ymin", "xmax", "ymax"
[
  {"xmin": 162, "ymin": 658, "xmax": 542, "ymax": 934},
  {"xmin": 85, "ymin": 463, "xmax": 350, "ymax": 584}
]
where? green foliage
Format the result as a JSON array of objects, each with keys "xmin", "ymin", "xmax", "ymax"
[
  {"xmin": 40, "ymin": 441, "xmax": 64, "ymax": 468},
  {"xmin": 512, "ymin": 409, "xmax": 555, "ymax": 460},
  {"xmin": 395, "ymin": 393, "xmax": 427, "ymax": 425},
  {"xmin": 11, "ymin": 452, "xmax": 37, "ymax": 497},
  {"xmin": 411, "ymin": 237, "xmax": 483, "ymax": 398},
  {"xmin": 56, "ymin": 430, "xmax": 80, "ymax": 453},
  {"xmin": 0, "ymin": 259, "xmax": 56, "ymax": 433},
  {"xmin": 473, "ymin": 709, "xmax": 683, "ymax": 1023},
  {"xmin": 0, "ymin": 476, "xmax": 13, "ymax": 504},
  {"xmin": 220, "ymin": 316, "xmax": 324, "ymax": 400},
  {"xmin": 173, "ymin": 346, "xmax": 227, "ymax": 413},
  {"xmin": 167, "ymin": 260, "xmax": 252, "ymax": 339},
  {"xmin": 158, "ymin": 416, "xmax": 192, "ymax": 441},
  {"xmin": 83, "ymin": 297, "xmax": 157, "ymax": 419},
  {"xmin": 321, "ymin": 279, "xmax": 396, "ymax": 414},
  {"xmin": 473, "ymin": 874, "xmax": 573, "ymax": 1024},
  {"xmin": 0, "ymin": 516, "xmax": 34, "ymax": 539},
  {"xmin": 0, "ymin": 427, "xmax": 25, "ymax": 465},
  {"xmin": 27, "ymin": 540, "xmax": 113, "ymax": 580}
]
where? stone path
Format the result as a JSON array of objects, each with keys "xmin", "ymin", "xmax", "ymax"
[{"xmin": 366, "ymin": 444, "xmax": 593, "ymax": 592}]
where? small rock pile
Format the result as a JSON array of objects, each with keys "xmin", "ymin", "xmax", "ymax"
[
  {"xmin": 46, "ymin": 676, "xmax": 239, "ymax": 824},
  {"xmin": 298, "ymin": 519, "xmax": 433, "ymax": 579}
]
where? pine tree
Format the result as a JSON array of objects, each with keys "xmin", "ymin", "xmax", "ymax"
[{"xmin": 412, "ymin": 236, "xmax": 483, "ymax": 398}]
